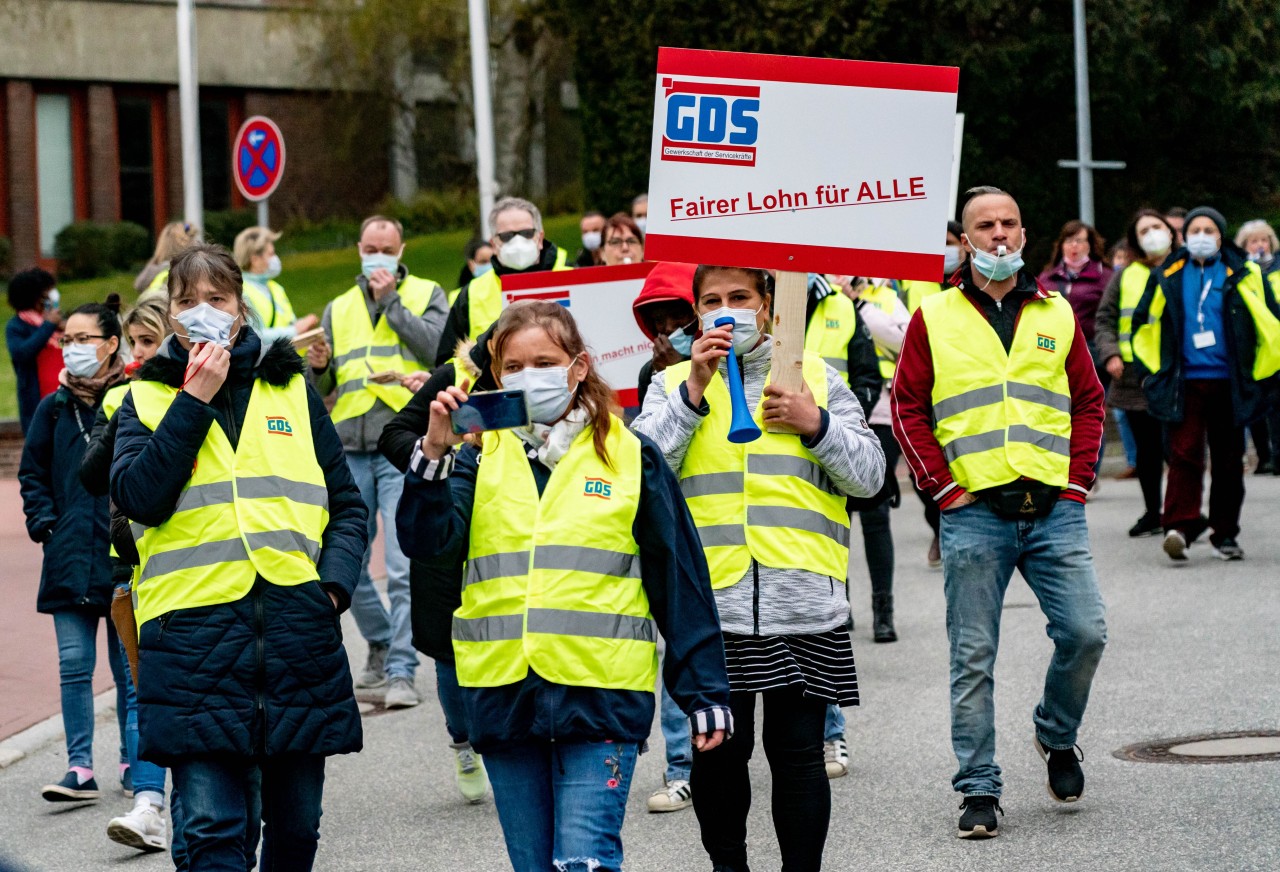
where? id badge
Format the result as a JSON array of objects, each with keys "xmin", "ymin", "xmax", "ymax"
[{"xmin": 1192, "ymin": 330, "xmax": 1217, "ymax": 349}]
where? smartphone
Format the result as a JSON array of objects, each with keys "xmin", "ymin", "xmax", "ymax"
[{"xmin": 450, "ymin": 390, "xmax": 530, "ymax": 435}]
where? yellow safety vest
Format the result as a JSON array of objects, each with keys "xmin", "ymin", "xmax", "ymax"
[
  {"xmin": 102, "ymin": 383, "xmax": 131, "ymax": 420},
  {"xmin": 466, "ymin": 249, "xmax": 571, "ymax": 341},
  {"xmin": 860, "ymin": 283, "xmax": 900, "ymax": 379},
  {"xmin": 1115, "ymin": 262, "xmax": 1151, "ymax": 363},
  {"xmin": 454, "ymin": 418, "xmax": 657, "ymax": 691},
  {"xmin": 1131, "ymin": 258, "xmax": 1280, "ymax": 381},
  {"xmin": 922, "ymin": 288, "xmax": 1075, "ymax": 492},
  {"xmin": 146, "ymin": 269, "xmax": 169, "ymax": 295},
  {"xmin": 128, "ymin": 377, "xmax": 328, "ymax": 627},
  {"xmin": 803, "ymin": 292, "xmax": 856, "ymax": 387},
  {"xmin": 901, "ymin": 280, "xmax": 944, "ymax": 315},
  {"xmin": 243, "ymin": 279, "xmax": 296, "ymax": 330},
  {"xmin": 330, "ymin": 276, "xmax": 438, "ymax": 423},
  {"xmin": 664, "ymin": 354, "xmax": 849, "ymax": 589}
]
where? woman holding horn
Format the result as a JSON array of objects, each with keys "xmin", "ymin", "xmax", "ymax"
[{"xmin": 631, "ymin": 264, "xmax": 884, "ymax": 872}]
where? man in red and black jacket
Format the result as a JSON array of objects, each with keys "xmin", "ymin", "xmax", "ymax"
[{"xmin": 891, "ymin": 186, "xmax": 1107, "ymax": 841}]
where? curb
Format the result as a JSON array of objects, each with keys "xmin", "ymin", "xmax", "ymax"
[{"xmin": 0, "ymin": 689, "xmax": 118, "ymax": 770}]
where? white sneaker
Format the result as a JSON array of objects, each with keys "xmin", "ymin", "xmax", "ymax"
[
  {"xmin": 107, "ymin": 799, "xmax": 168, "ymax": 852},
  {"xmin": 1163, "ymin": 529, "xmax": 1188, "ymax": 561},
  {"xmin": 824, "ymin": 739, "xmax": 849, "ymax": 778},
  {"xmin": 646, "ymin": 778, "xmax": 691, "ymax": 813},
  {"xmin": 384, "ymin": 676, "xmax": 420, "ymax": 709},
  {"xmin": 453, "ymin": 744, "xmax": 489, "ymax": 804}
]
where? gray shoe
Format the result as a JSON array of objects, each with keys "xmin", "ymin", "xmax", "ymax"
[
  {"xmin": 355, "ymin": 643, "xmax": 389, "ymax": 689},
  {"xmin": 384, "ymin": 676, "xmax": 420, "ymax": 709}
]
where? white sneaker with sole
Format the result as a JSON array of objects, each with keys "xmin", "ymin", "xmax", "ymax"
[
  {"xmin": 384, "ymin": 676, "xmax": 420, "ymax": 709},
  {"xmin": 107, "ymin": 799, "xmax": 168, "ymax": 852},
  {"xmin": 1163, "ymin": 529, "xmax": 1188, "ymax": 561},
  {"xmin": 824, "ymin": 739, "xmax": 849, "ymax": 778},
  {"xmin": 452, "ymin": 743, "xmax": 489, "ymax": 804},
  {"xmin": 647, "ymin": 778, "xmax": 692, "ymax": 812}
]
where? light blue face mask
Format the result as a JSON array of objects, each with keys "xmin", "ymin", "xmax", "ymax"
[
  {"xmin": 175, "ymin": 302, "xmax": 239, "ymax": 347},
  {"xmin": 473, "ymin": 262, "xmax": 493, "ymax": 278},
  {"xmin": 969, "ymin": 243, "xmax": 1024, "ymax": 283},
  {"xmin": 361, "ymin": 253, "xmax": 400, "ymax": 280},
  {"xmin": 1186, "ymin": 233, "xmax": 1220, "ymax": 261},
  {"xmin": 700, "ymin": 304, "xmax": 763, "ymax": 354},
  {"xmin": 62, "ymin": 343, "xmax": 103, "ymax": 378},
  {"xmin": 668, "ymin": 326, "xmax": 694, "ymax": 357},
  {"xmin": 503, "ymin": 363, "xmax": 579, "ymax": 425}
]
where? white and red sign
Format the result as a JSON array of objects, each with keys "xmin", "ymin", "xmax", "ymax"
[
  {"xmin": 232, "ymin": 116, "xmax": 286, "ymax": 202},
  {"xmin": 501, "ymin": 263, "xmax": 656, "ymax": 407},
  {"xmin": 646, "ymin": 48, "xmax": 959, "ymax": 281}
]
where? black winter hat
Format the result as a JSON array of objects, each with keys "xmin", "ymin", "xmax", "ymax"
[{"xmin": 1184, "ymin": 206, "xmax": 1227, "ymax": 238}]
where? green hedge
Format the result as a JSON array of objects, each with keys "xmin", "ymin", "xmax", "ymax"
[
  {"xmin": 202, "ymin": 209, "xmax": 258, "ymax": 248},
  {"xmin": 52, "ymin": 221, "xmax": 152, "ymax": 279},
  {"xmin": 0, "ymin": 236, "xmax": 11, "ymax": 281}
]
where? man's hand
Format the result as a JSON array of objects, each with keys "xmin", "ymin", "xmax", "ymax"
[
  {"xmin": 686, "ymin": 325, "xmax": 732, "ymax": 406},
  {"xmin": 762, "ymin": 380, "xmax": 822, "ymax": 438},
  {"xmin": 651, "ymin": 333, "xmax": 684, "ymax": 373},
  {"xmin": 43, "ymin": 306, "xmax": 63, "ymax": 326},
  {"xmin": 307, "ymin": 337, "xmax": 331, "ymax": 371},
  {"xmin": 295, "ymin": 313, "xmax": 319, "ymax": 334},
  {"xmin": 368, "ymin": 268, "xmax": 397, "ymax": 301},
  {"xmin": 423, "ymin": 385, "xmax": 469, "ymax": 461},
  {"xmin": 945, "ymin": 491, "xmax": 978, "ymax": 511},
  {"xmin": 183, "ymin": 342, "xmax": 231, "ymax": 404},
  {"xmin": 694, "ymin": 730, "xmax": 726, "ymax": 752},
  {"xmin": 1105, "ymin": 355, "xmax": 1124, "ymax": 381},
  {"xmin": 402, "ymin": 370, "xmax": 431, "ymax": 393}
]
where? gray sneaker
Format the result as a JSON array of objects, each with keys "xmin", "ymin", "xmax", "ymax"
[
  {"xmin": 384, "ymin": 676, "xmax": 420, "ymax": 709},
  {"xmin": 355, "ymin": 643, "xmax": 389, "ymax": 689}
]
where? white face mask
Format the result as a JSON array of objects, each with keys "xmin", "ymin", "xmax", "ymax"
[
  {"xmin": 175, "ymin": 302, "xmax": 239, "ymax": 347},
  {"xmin": 1186, "ymin": 232, "xmax": 1220, "ymax": 261},
  {"xmin": 634, "ymin": 217, "xmax": 647, "ymax": 233},
  {"xmin": 503, "ymin": 363, "xmax": 578, "ymax": 424},
  {"xmin": 701, "ymin": 304, "xmax": 763, "ymax": 354},
  {"xmin": 943, "ymin": 245, "xmax": 963, "ymax": 274},
  {"xmin": 581, "ymin": 231, "xmax": 602, "ymax": 252},
  {"xmin": 497, "ymin": 235, "xmax": 539, "ymax": 271},
  {"xmin": 62, "ymin": 343, "xmax": 103, "ymax": 378},
  {"xmin": 1139, "ymin": 226, "xmax": 1172, "ymax": 257}
]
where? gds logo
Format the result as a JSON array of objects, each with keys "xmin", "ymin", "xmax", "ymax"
[
  {"xmin": 583, "ymin": 477, "xmax": 613, "ymax": 499},
  {"xmin": 660, "ymin": 78, "xmax": 760, "ymax": 167},
  {"xmin": 1036, "ymin": 334, "xmax": 1057, "ymax": 353},
  {"xmin": 266, "ymin": 415, "xmax": 293, "ymax": 435}
]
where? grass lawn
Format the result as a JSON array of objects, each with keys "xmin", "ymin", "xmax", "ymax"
[{"xmin": 0, "ymin": 213, "xmax": 581, "ymax": 420}]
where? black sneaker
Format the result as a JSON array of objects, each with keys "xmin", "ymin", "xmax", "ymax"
[
  {"xmin": 41, "ymin": 771, "xmax": 99, "ymax": 802},
  {"xmin": 1128, "ymin": 512, "xmax": 1162, "ymax": 538},
  {"xmin": 957, "ymin": 795, "xmax": 1002, "ymax": 839},
  {"xmin": 1035, "ymin": 736, "xmax": 1084, "ymax": 802},
  {"xmin": 1212, "ymin": 537, "xmax": 1244, "ymax": 561}
]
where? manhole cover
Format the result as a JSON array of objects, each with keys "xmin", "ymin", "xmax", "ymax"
[{"xmin": 1114, "ymin": 730, "xmax": 1280, "ymax": 764}]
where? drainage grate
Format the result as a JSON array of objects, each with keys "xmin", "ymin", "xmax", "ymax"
[{"xmin": 1114, "ymin": 730, "xmax": 1280, "ymax": 764}]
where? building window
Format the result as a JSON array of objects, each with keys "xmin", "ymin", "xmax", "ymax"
[
  {"xmin": 36, "ymin": 94, "xmax": 75, "ymax": 257},
  {"xmin": 200, "ymin": 98, "xmax": 231, "ymax": 211},
  {"xmin": 117, "ymin": 96, "xmax": 156, "ymax": 234}
]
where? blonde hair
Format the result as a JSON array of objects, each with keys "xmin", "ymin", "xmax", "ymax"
[
  {"xmin": 233, "ymin": 226, "xmax": 281, "ymax": 270},
  {"xmin": 150, "ymin": 221, "xmax": 202, "ymax": 266},
  {"xmin": 122, "ymin": 299, "xmax": 169, "ymax": 348},
  {"xmin": 1234, "ymin": 219, "xmax": 1279, "ymax": 252}
]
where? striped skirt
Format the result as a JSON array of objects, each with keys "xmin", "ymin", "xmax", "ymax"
[{"xmin": 722, "ymin": 627, "xmax": 859, "ymax": 706}]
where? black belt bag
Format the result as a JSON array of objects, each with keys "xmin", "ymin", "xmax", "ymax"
[{"xmin": 978, "ymin": 481, "xmax": 1062, "ymax": 520}]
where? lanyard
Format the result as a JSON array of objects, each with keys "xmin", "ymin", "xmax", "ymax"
[
  {"xmin": 1195, "ymin": 266, "xmax": 1214, "ymax": 332},
  {"xmin": 71, "ymin": 403, "xmax": 90, "ymax": 446}
]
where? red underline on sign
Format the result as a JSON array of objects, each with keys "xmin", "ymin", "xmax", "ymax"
[{"xmin": 669, "ymin": 195, "xmax": 928, "ymax": 222}]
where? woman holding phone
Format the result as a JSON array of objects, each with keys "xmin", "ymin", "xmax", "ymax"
[{"xmin": 396, "ymin": 300, "xmax": 731, "ymax": 872}]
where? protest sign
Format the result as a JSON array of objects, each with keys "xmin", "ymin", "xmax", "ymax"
[
  {"xmin": 645, "ymin": 48, "xmax": 960, "ymax": 282},
  {"xmin": 501, "ymin": 263, "xmax": 657, "ymax": 407}
]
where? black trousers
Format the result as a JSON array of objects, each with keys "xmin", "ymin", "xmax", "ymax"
[
  {"xmin": 859, "ymin": 425, "xmax": 900, "ymax": 602},
  {"xmin": 1126, "ymin": 407, "xmax": 1165, "ymax": 518},
  {"xmin": 691, "ymin": 687, "xmax": 829, "ymax": 872}
]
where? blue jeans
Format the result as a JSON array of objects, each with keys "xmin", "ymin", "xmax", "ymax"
[
  {"xmin": 485, "ymin": 740, "xmax": 639, "ymax": 872},
  {"xmin": 52, "ymin": 609, "xmax": 127, "ymax": 770},
  {"xmin": 435, "ymin": 661, "xmax": 471, "ymax": 745},
  {"xmin": 1114, "ymin": 408, "xmax": 1138, "ymax": 468},
  {"xmin": 823, "ymin": 705, "xmax": 845, "ymax": 743},
  {"xmin": 345, "ymin": 451, "xmax": 416, "ymax": 680},
  {"xmin": 114, "ymin": 584, "xmax": 167, "ymax": 798},
  {"xmin": 659, "ymin": 684, "xmax": 692, "ymax": 783},
  {"xmin": 941, "ymin": 499, "xmax": 1107, "ymax": 798},
  {"xmin": 171, "ymin": 755, "xmax": 315, "ymax": 872}
]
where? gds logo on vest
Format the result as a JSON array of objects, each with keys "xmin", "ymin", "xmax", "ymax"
[
  {"xmin": 1036, "ymin": 333, "xmax": 1057, "ymax": 353},
  {"xmin": 583, "ymin": 477, "xmax": 612, "ymax": 499},
  {"xmin": 266, "ymin": 415, "xmax": 293, "ymax": 435},
  {"xmin": 660, "ymin": 78, "xmax": 760, "ymax": 167}
]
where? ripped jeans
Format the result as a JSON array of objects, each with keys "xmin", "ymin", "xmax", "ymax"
[{"xmin": 484, "ymin": 740, "xmax": 639, "ymax": 872}]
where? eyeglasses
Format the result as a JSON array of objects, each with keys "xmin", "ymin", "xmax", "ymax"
[
  {"xmin": 605, "ymin": 237, "xmax": 641, "ymax": 248},
  {"xmin": 58, "ymin": 334, "xmax": 106, "ymax": 348},
  {"xmin": 495, "ymin": 229, "xmax": 537, "ymax": 243}
]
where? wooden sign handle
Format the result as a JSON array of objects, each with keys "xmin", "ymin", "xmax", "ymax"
[{"xmin": 769, "ymin": 271, "xmax": 809, "ymax": 412}]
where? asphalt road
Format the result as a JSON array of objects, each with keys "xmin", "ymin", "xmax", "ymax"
[{"xmin": 2, "ymin": 473, "xmax": 1278, "ymax": 871}]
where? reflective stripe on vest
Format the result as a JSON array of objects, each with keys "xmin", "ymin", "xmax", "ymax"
[
  {"xmin": 330, "ymin": 276, "xmax": 437, "ymax": 423},
  {"xmin": 466, "ymin": 249, "xmax": 572, "ymax": 341},
  {"xmin": 1116, "ymin": 262, "xmax": 1151, "ymax": 363},
  {"xmin": 860, "ymin": 283, "xmax": 900, "ymax": 378},
  {"xmin": 665, "ymin": 353, "xmax": 849, "ymax": 589},
  {"xmin": 243, "ymin": 279, "xmax": 296, "ymax": 330},
  {"xmin": 102, "ymin": 383, "xmax": 131, "ymax": 420},
  {"xmin": 803, "ymin": 292, "xmax": 856, "ymax": 386},
  {"xmin": 129, "ymin": 376, "xmax": 328, "ymax": 627},
  {"xmin": 454, "ymin": 417, "xmax": 657, "ymax": 691},
  {"xmin": 922, "ymin": 288, "xmax": 1075, "ymax": 492}
]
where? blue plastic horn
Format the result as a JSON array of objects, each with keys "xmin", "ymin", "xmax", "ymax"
[{"xmin": 715, "ymin": 316, "xmax": 762, "ymax": 444}]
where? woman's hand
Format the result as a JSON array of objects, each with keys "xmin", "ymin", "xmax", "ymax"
[
  {"xmin": 1105, "ymin": 355, "xmax": 1124, "ymax": 381},
  {"xmin": 422, "ymin": 384, "xmax": 470, "ymax": 461},
  {"xmin": 694, "ymin": 730, "xmax": 726, "ymax": 752},
  {"xmin": 294, "ymin": 313, "xmax": 319, "ymax": 334},
  {"xmin": 307, "ymin": 337, "xmax": 331, "ymax": 371},
  {"xmin": 402, "ymin": 370, "xmax": 431, "ymax": 393},
  {"xmin": 762, "ymin": 380, "xmax": 822, "ymax": 438},
  {"xmin": 686, "ymin": 325, "xmax": 732, "ymax": 406},
  {"xmin": 182, "ymin": 342, "xmax": 231, "ymax": 404}
]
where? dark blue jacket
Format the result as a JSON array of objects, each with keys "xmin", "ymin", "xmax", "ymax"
[
  {"xmin": 111, "ymin": 331, "xmax": 369, "ymax": 765},
  {"xmin": 1133, "ymin": 244, "xmax": 1280, "ymax": 426},
  {"xmin": 18, "ymin": 387, "xmax": 116, "ymax": 614},
  {"xmin": 7, "ymin": 315, "xmax": 59, "ymax": 435},
  {"xmin": 396, "ymin": 431, "xmax": 730, "ymax": 755}
]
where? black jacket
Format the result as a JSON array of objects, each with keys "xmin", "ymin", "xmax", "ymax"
[
  {"xmin": 19, "ymin": 387, "xmax": 116, "ymax": 614},
  {"xmin": 378, "ymin": 329, "xmax": 498, "ymax": 662},
  {"xmin": 436, "ymin": 241, "xmax": 565, "ymax": 366},
  {"xmin": 1132, "ymin": 245, "xmax": 1280, "ymax": 426},
  {"xmin": 110, "ymin": 331, "xmax": 369, "ymax": 764}
]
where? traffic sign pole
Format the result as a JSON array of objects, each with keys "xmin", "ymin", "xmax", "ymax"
[{"xmin": 257, "ymin": 198, "xmax": 269, "ymax": 230}]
